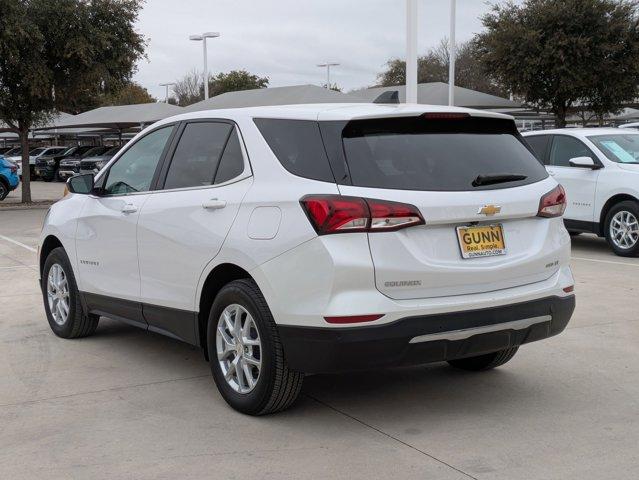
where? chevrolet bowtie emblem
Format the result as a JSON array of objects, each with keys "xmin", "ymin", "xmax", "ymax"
[{"xmin": 478, "ymin": 205, "xmax": 501, "ymax": 216}]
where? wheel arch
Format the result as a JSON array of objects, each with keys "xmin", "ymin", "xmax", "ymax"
[
  {"xmin": 0, "ymin": 175, "xmax": 9, "ymax": 193},
  {"xmin": 40, "ymin": 235, "xmax": 64, "ymax": 277},
  {"xmin": 599, "ymin": 194, "xmax": 639, "ymax": 236},
  {"xmin": 197, "ymin": 263, "xmax": 253, "ymax": 357}
]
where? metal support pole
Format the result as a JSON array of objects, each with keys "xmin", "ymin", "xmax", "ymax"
[
  {"xmin": 406, "ymin": 0, "xmax": 418, "ymax": 104},
  {"xmin": 203, "ymin": 39, "xmax": 209, "ymax": 100},
  {"xmin": 448, "ymin": 0, "xmax": 456, "ymax": 106}
]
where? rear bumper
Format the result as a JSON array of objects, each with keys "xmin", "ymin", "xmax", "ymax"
[{"xmin": 278, "ymin": 295, "xmax": 575, "ymax": 374}]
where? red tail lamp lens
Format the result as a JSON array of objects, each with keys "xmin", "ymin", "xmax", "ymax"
[
  {"xmin": 301, "ymin": 195, "xmax": 424, "ymax": 235},
  {"xmin": 538, "ymin": 185, "xmax": 567, "ymax": 218}
]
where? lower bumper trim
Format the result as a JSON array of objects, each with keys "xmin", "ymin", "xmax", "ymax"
[
  {"xmin": 409, "ymin": 315, "xmax": 551, "ymax": 343},
  {"xmin": 278, "ymin": 295, "xmax": 575, "ymax": 374}
]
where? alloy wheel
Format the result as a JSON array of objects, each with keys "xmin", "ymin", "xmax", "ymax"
[
  {"xmin": 216, "ymin": 304, "xmax": 262, "ymax": 394},
  {"xmin": 610, "ymin": 210, "xmax": 639, "ymax": 250},
  {"xmin": 47, "ymin": 263, "xmax": 70, "ymax": 325}
]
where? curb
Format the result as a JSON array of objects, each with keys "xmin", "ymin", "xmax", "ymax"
[{"xmin": 0, "ymin": 202, "xmax": 55, "ymax": 211}]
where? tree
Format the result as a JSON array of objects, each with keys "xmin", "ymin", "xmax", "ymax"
[
  {"xmin": 322, "ymin": 83, "xmax": 342, "ymax": 92},
  {"xmin": 207, "ymin": 70, "xmax": 269, "ymax": 98},
  {"xmin": 376, "ymin": 39, "xmax": 507, "ymax": 97},
  {"xmin": 172, "ymin": 69, "xmax": 270, "ymax": 106},
  {"xmin": 102, "ymin": 82, "xmax": 156, "ymax": 106},
  {"xmin": 173, "ymin": 69, "xmax": 203, "ymax": 106},
  {"xmin": 474, "ymin": 0, "xmax": 639, "ymax": 127},
  {"xmin": 0, "ymin": 0, "xmax": 145, "ymax": 202}
]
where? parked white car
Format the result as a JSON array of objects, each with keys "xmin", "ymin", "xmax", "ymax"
[
  {"xmin": 523, "ymin": 128, "xmax": 639, "ymax": 256},
  {"xmin": 8, "ymin": 146, "xmax": 67, "ymax": 178},
  {"xmin": 39, "ymin": 104, "xmax": 575, "ymax": 415}
]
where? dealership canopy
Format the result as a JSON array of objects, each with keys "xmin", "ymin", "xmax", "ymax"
[
  {"xmin": 185, "ymin": 84, "xmax": 364, "ymax": 112},
  {"xmin": 37, "ymin": 103, "xmax": 184, "ymax": 131},
  {"xmin": 349, "ymin": 82, "xmax": 522, "ymax": 109}
]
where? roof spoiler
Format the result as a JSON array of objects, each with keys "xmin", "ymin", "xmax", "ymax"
[{"xmin": 373, "ymin": 90, "xmax": 400, "ymax": 104}]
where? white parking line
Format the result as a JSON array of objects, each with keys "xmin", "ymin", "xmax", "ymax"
[
  {"xmin": 572, "ymin": 256, "xmax": 639, "ymax": 268},
  {"xmin": 0, "ymin": 234, "xmax": 37, "ymax": 253}
]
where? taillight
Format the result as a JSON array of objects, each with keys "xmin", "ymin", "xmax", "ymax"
[
  {"xmin": 300, "ymin": 195, "xmax": 424, "ymax": 235},
  {"xmin": 367, "ymin": 198, "xmax": 424, "ymax": 231},
  {"xmin": 537, "ymin": 185, "xmax": 566, "ymax": 218},
  {"xmin": 10, "ymin": 165, "xmax": 17, "ymax": 174}
]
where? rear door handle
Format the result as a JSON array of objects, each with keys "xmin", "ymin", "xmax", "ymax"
[
  {"xmin": 121, "ymin": 203, "xmax": 137, "ymax": 214},
  {"xmin": 202, "ymin": 199, "xmax": 226, "ymax": 210}
]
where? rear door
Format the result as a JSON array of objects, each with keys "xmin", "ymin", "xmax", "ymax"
[
  {"xmin": 321, "ymin": 114, "xmax": 565, "ymax": 300},
  {"xmin": 137, "ymin": 120, "xmax": 252, "ymax": 341},
  {"xmin": 547, "ymin": 135, "xmax": 600, "ymax": 223}
]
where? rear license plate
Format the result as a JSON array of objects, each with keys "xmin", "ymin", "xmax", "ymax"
[{"xmin": 456, "ymin": 224, "xmax": 506, "ymax": 259}]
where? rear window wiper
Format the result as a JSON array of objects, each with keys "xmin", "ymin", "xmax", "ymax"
[{"xmin": 472, "ymin": 174, "xmax": 527, "ymax": 187}]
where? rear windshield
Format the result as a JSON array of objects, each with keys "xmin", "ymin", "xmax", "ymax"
[
  {"xmin": 337, "ymin": 116, "xmax": 547, "ymax": 191},
  {"xmin": 255, "ymin": 115, "xmax": 547, "ymax": 191}
]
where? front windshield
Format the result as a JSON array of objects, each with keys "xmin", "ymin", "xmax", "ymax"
[
  {"xmin": 105, "ymin": 146, "xmax": 121, "ymax": 156},
  {"xmin": 29, "ymin": 147, "xmax": 46, "ymax": 155},
  {"xmin": 82, "ymin": 147, "xmax": 107, "ymax": 158},
  {"xmin": 589, "ymin": 134, "xmax": 639, "ymax": 164}
]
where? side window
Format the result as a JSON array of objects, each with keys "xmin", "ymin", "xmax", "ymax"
[
  {"xmin": 164, "ymin": 122, "xmax": 232, "ymax": 190},
  {"xmin": 549, "ymin": 135, "xmax": 594, "ymax": 167},
  {"xmin": 254, "ymin": 118, "xmax": 335, "ymax": 182},
  {"xmin": 103, "ymin": 126, "xmax": 173, "ymax": 196},
  {"xmin": 214, "ymin": 128, "xmax": 245, "ymax": 184},
  {"xmin": 525, "ymin": 135, "xmax": 550, "ymax": 164}
]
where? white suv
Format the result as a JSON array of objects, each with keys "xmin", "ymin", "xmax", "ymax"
[
  {"xmin": 523, "ymin": 128, "xmax": 639, "ymax": 256},
  {"xmin": 39, "ymin": 104, "xmax": 575, "ymax": 415}
]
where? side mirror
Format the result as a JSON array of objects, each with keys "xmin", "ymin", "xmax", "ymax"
[
  {"xmin": 66, "ymin": 173, "xmax": 94, "ymax": 195},
  {"xmin": 569, "ymin": 156, "xmax": 598, "ymax": 169}
]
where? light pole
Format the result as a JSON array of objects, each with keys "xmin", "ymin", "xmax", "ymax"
[
  {"xmin": 406, "ymin": 0, "xmax": 418, "ymax": 103},
  {"xmin": 189, "ymin": 31, "xmax": 220, "ymax": 100},
  {"xmin": 448, "ymin": 0, "xmax": 457, "ymax": 106},
  {"xmin": 317, "ymin": 62, "xmax": 340, "ymax": 89},
  {"xmin": 159, "ymin": 82, "xmax": 176, "ymax": 103}
]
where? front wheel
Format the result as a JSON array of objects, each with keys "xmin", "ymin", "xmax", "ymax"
[
  {"xmin": 207, "ymin": 279, "xmax": 303, "ymax": 415},
  {"xmin": 447, "ymin": 347, "xmax": 519, "ymax": 371},
  {"xmin": 605, "ymin": 201, "xmax": 639, "ymax": 257},
  {"xmin": 42, "ymin": 247, "xmax": 99, "ymax": 338}
]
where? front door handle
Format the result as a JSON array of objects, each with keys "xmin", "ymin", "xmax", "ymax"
[
  {"xmin": 202, "ymin": 199, "xmax": 226, "ymax": 210},
  {"xmin": 121, "ymin": 203, "xmax": 137, "ymax": 214}
]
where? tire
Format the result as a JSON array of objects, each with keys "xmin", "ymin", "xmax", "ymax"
[
  {"xmin": 0, "ymin": 179, "xmax": 8, "ymax": 201},
  {"xmin": 568, "ymin": 231, "xmax": 581, "ymax": 237},
  {"xmin": 43, "ymin": 176, "xmax": 52, "ymax": 182},
  {"xmin": 447, "ymin": 347, "xmax": 519, "ymax": 372},
  {"xmin": 42, "ymin": 247, "xmax": 99, "ymax": 338},
  {"xmin": 604, "ymin": 200, "xmax": 639, "ymax": 257},
  {"xmin": 207, "ymin": 279, "xmax": 304, "ymax": 415}
]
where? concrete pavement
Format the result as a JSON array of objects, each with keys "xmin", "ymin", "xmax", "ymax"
[{"xmin": 1, "ymin": 209, "xmax": 638, "ymax": 479}]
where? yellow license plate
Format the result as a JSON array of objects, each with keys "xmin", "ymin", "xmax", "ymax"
[{"xmin": 456, "ymin": 224, "xmax": 506, "ymax": 259}]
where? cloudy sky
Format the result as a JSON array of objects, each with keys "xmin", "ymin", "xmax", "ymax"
[{"xmin": 133, "ymin": 0, "xmax": 515, "ymax": 99}]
